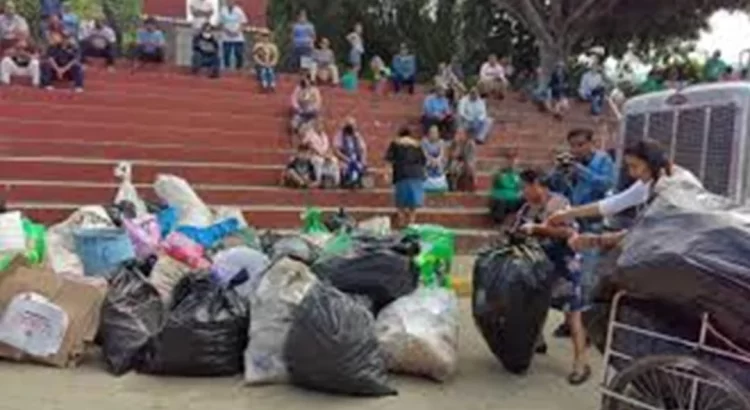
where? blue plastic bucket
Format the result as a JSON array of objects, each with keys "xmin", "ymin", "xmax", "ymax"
[{"xmin": 73, "ymin": 228, "xmax": 136, "ymax": 278}]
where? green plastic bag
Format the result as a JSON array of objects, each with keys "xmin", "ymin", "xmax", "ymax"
[
  {"xmin": 301, "ymin": 207, "xmax": 330, "ymax": 235},
  {"xmin": 320, "ymin": 232, "xmax": 354, "ymax": 259},
  {"xmin": 0, "ymin": 218, "xmax": 47, "ymax": 271},
  {"xmin": 404, "ymin": 224, "xmax": 456, "ymax": 289}
]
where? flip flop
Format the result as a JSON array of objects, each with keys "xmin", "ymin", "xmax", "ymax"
[{"xmin": 567, "ymin": 365, "xmax": 592, "ymax": 386}]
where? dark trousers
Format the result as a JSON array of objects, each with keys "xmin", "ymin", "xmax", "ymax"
[
  {"xmin": 392, "ymin": 74, "xmax": 415, "ymax": 94},
  {"xmin": 81, "ymin": 40, "xmax": 116, "ymax": 66},
  {"xmin": 134, "ymin": 46, "xmax": 165, "ymax": 63},
  {"xmin": 421, "ymin": 115, "xmax": 456, "ymax": 140},
  {"xmin": 192, "ymin": 51, "xmax": 220, "ymax": 78},
  {"xmin": 222, "ymin": 41, "xmax": 244, "ymax": 69},
  {"xmin": 41, "ymin": 61, "xmax": 84, "ymax": 88},
  {"xmin": 489, "ymin": 197, "xmax": 523, "ymax": 224}
]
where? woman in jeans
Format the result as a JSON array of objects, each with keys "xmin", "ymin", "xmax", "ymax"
[
  {"xmin": 421, "ymin": 125, "xmax": 448, "ymax": 192},
  {"xmin": 385, "ymin": 126, "xmax": 427, "ymax": 227},
  {"xmin": 333, "ymin": 118, "xmax": 368, "ymax": 188}
]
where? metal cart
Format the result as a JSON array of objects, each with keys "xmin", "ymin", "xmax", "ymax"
[{"xmin": 600, "ymin": 291, "xmax": 750, "ymax": 410}]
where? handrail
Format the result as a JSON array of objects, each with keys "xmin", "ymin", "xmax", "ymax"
[{"xmin": 151, "ymin": 15, "xmax": 269, "ymax": 34}]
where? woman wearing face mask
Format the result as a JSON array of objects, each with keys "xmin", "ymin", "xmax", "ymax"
[
  {"xmin": 191, "ymin": 23, "xmax": 220, "ymax": 78},
  {"xmin": 546, "ymin": 139, "xmax": 702, "ymax": 249}
]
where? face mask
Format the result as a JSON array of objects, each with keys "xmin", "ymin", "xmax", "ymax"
[{"xmin": 202, "ymin": 32, "xmax": 211, "ymax": 39}]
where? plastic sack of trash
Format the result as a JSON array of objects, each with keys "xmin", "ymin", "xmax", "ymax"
[
  {"xmin": 162, "ymin": 232, "xmax": 211, "ymax": 269},
  {"xmin": 284, "ymin": 282, "xmax": 397, "ymax": 397},
  {"xmin": 139, "ymin": 276, "xmax": 248, "ymax": 376},
  {"xmin": 73, "ymin": 228, "xmax": 136, "ymax": 278},
  {"xmin": 268, "ymin": 234, "xmax": 320, "ymax": 264},
  {"xmin": 0, "ymin": 211, "xmax": 26, "ymax": 255},
  {"xmin": 244, "ymin": 258, "xmax": 317, "ymax": 385},
  {"xmin": 153, "ymin": 174, "xmax": 213, "ymax": 228},
  {"xmin": 614, "ymin": 183, "xmax": 750, "ymax": 350},
  {"xmin": 100, "ymin": 267, "xmax": 165, "ymax": 375},
  {"xmin": 212, "ymin": 246, "xmax": 269, "ymax": 298},
  {"xmin": 123, "ymin": 215, "xmax": 161, "ymax": 260},
  {"xmin": 176, "ymin": 218, "xmax": 241, "ymax": 249},
  {"xmin": 472, "ymin": 235, "xmax": 553, "ymax": 374},
  {"xmin": 149, "ymin": 253, "xmax": 195, "ymax": 302},
  {"xmin": 301, "ymin": 207, "xmax": 329, "ymax": 235},
  {"xmin": 0, "ymin": 218, "xmax": 46, "ymax": 272},
  {"xmin": 311, "ymin": 247, "xmax": 419, "ymax": 314},
  {"xmin": 213, "ymin": 206, "xmax": 248, "ymax": 228},
  {"xmin": 375, "ymin": 288, "xmax": 459, "ymax": 382},
  {"xmin": 46, "ymin": 206, "xmax": 114, "ymax": 276},
  {"xmin": 113, "ymin": 161, "xmax": 148, "ymax": 217}
]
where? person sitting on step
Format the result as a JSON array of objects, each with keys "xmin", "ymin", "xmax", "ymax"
[
  {"xmin": 282, "ymin": 143, "xmax": 319, "ymax": 189},
  {"xmin": 421, "ymin": 86, "xmax": 456, "ymax": 140},
  {"xmin": 132, "ymin": 17, "xmax": 166, "ymax": 71},
  {"xmin": 310, "ymin": 37, "xmax": 339, "ymax": 85},
  {"xmin": 421, "ymin": 125, "xmax": 448, "ymax": 192},
  {"xmin": 41, "ymin": 34, "xmax": 83, "ymax": 92},
  {"xmin": 0, "ymin": 1, "xmax": 29, "ymax": 53},
  {"xmin": 191, "ymin": 23, "xmax": 220, "ymax": 78},
  {"xmin": 80, "ymin": 17, "xmax": 116, "ymax": 71},
  {"xmin": 0, "ymin": 38, "xmax": 40, "ymax": 87},
  {"xmin": 300, "ymin": 119, "xmax": 339, "ymax": 189},
  {"xmin": 252, "ymin": 28, "xmax": 278, "ymax": 91},
  {"xmin": 458, "ymin": 87, "xmax": 493, "ymax": 144},
  {"xmin": 446, "ymin": 129, "xmax": 477, "ymax": 192},
  {"xmin": 333, "ymin": 117, "xmax": 368, "ymax": 188},
  {"xmin": 290, "ymin": 75, "xmax": 322, "ymax": 135}
]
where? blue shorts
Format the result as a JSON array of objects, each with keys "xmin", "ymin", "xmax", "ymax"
[{"xmin": 394, "ymin": 178, "xmax": 425, "ymax": 209}]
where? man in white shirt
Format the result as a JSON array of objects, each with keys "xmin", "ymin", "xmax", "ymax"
[
  {"xmin": 189, "ymin": 0, "xmax": 215, "ymax": 31},
  {"xmin": 80, "ymin": 18, "xmax": 117, "ymax": 70},
  {"xmin": 578, "ymin": 63, "xmax": 606, "ymax": 116},
  {"xmin": 458, "ymin": 87, "xmax": 493, "ymax": 144},
  {"xmin": 478, "ymin": 54, "xmax": 509, "ymax": 99},
  {"xmin": 0, "ymin": 2, "xmax": 29, "ymax": 52},
  {"xmin": 219, "ymin": 0, "xmax": 247, "ymax": 70}
]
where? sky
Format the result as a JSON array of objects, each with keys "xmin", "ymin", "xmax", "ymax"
[{"xmin": 698, "ymin": 10, "xmax": 750, "ymax": 64}]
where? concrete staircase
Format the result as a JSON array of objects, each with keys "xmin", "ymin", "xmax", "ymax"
[{"xmin": 0, "ymin": 67, "xmax": 603, "ymax": 254}]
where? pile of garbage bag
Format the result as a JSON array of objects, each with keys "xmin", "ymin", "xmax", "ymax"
[
  {"xmin": 586, "ymin": 183, "xmax": 750, "ymax": 390},
  {"xmin": 0, "ymin": 164, "xmax": 463, "ymax": 397}
]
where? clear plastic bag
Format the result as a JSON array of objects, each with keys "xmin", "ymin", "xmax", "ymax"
[{"xmin": 375, "ymin": 288, "xmax": 459, "ymax": 382}]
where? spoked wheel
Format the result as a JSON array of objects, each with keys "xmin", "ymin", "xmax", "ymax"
[{"xmin": 602, "ymin": 355, "xmax": 750, "ymax": 410}]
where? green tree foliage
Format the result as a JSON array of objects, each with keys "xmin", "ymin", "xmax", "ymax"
[
  {"xmin": 267, "ymin": 0, "xmax": 460, "ymax": 77},
  {"xmin": 491, "ymin": 0, "xmax": 750, "ymax": 72},
  {"xmin": 10, "ymin": 0, "xmax": 141, "ymax": 44}
]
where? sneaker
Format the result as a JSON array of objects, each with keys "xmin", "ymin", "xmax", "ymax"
[
  {"xmin": 45, "ymin": 86, "xmax": 54, "ymax": 91},
  {"xmin": 74, "ymin": 87, "xmax": 84, "ymax": 93},
  {"xmin": 107, "ymin": 66, "xmax": 116, "ymax": 73}
]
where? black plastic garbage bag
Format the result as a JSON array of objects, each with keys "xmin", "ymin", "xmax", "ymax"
[
  {"xmin": 284, "ymin": 283, "xmax": 397, "ymax": 397},
  {"xmin": 139, "ymin": 276, "xmax": 249, "ymax": 376},
  {"xmin": 100, "ymin": 267, "xmax": 165, "ymax": 375},
  {"xmin": 311, "ymin": 247, "xmax": 419, "ymax": 314},
  {"xmin": 614, "ymin": 184, "xmax": 750, "ymax": 351},
  {"xmin": 472, "ymin": 235, "xmax": 553, "ymax": 374}
]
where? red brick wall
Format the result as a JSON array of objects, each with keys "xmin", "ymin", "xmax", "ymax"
[{"xmin": 144, "ymin": 0, "xmax": 267, "ymax": 27}]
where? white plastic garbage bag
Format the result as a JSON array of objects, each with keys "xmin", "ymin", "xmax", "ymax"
[
  {"xmin": 113, "ymin": 161, "xmax": 148, "ymax": 217},
  {"xmin": 244, "ymin": 258, "xmax": 317, "ymax": 385},
  {"xmin": 0, "ymin": 292, "xmax": 68, "ymax": 357},
  {"xmin": 375, "ymin": 288, "xmax": 460, "ymax": 382},
  {"xmin": 212, "ymin": 246, "xmax": 269, "ymax": 298},
  {"xmin": 153, "ymin": 174, "xmax": 213, "ymax": 228},
  {"xmin": 46, "ymin": 206, "xmax": 114, "ymax": 276},
  {"xmin": 0, "ymin": 211, "xmax": 26, "ymax": 255}
]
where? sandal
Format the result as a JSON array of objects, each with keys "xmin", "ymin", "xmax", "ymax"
[{"xmin": 567, "ymin": 364, "xmax": 592, "ymax": 386}]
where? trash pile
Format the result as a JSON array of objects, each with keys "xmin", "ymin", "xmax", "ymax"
[{"xmin": 0, "ymin": 162, "xmax": 461, "ymax": 397}]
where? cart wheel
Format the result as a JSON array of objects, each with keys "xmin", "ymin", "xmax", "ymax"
[{"xmin": 602, "ymin": 355, "xmax": 750, "ymax": 410}]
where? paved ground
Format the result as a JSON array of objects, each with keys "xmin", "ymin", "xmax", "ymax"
[{"xmin": 0, "ymin": 302, "xmax": 602, "ymax": 410}]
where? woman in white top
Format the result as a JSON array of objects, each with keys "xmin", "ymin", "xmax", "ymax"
[
  {"xmin": 546, "ymin": 139, "xmax": 701, "ymax": 250},
  {"xmin": 478, "ymin": 54, "xmax": 509, "ymax": 99}
]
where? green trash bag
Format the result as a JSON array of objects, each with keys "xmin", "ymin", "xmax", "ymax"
[
  {"xmin": 301, "ymin": 207, "xmax": 330, "ymax": 235},
  {"xmin": 0, "ymin": 218, "xmax": 47, "ymax": 271},
  {"xmin": 320, "ymin": 232, "xmax": 354, "ymax": 259},
  {"xmin": 404, "ymin": 224, "xmax": 456, "ymax": 289}
]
